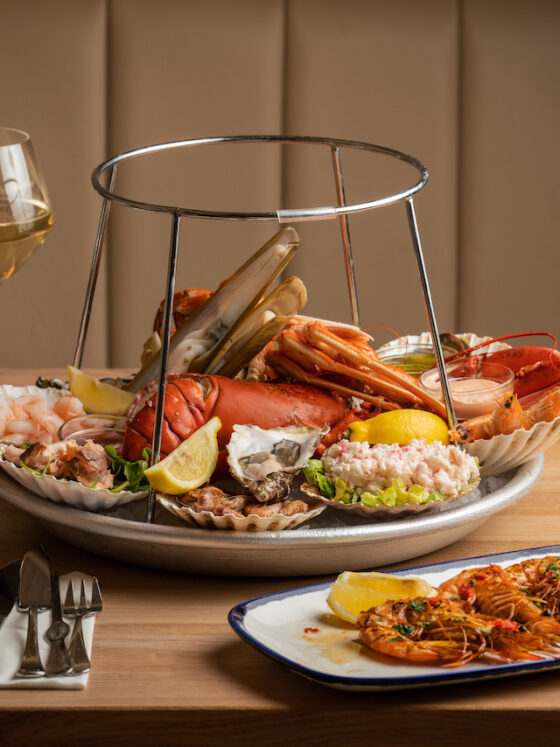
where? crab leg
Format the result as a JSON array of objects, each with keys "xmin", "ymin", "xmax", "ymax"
[
  {"xmin": 266, "ymin": 350, "xmax": 401, "ymax": 411},
  {"xmin": 276, "ymin": 330, "xmax": 429, "ymax": 408},
  {"xmin": 302, "ymin": 322, "xmax": 448, "ymax": 417}
]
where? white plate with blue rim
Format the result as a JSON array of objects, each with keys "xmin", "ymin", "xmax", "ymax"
[{"xmin": 228, "ymin": 546, "xmax": 560, "ymax": 691}]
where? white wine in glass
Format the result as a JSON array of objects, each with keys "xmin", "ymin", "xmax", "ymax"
[{"xmin": 0, "ymin": 127, "xmax": 53, "ymax": 282}]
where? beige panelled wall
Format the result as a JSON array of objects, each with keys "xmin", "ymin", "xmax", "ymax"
[
  {"xmin": 459, "ymin": 0, "xmax": 560, "ymax": 339},
  {"xmin": 1, "ymin": 0, "xmax": 558, "ymax": 369},
  {"xmin": 1, "ymin": 0, "xmax": 108, "ymax": 368}
]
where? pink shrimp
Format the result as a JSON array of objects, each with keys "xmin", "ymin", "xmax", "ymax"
[{"xmin": 53, "ymin": 396, "xmax": 85, "ymax": 421}]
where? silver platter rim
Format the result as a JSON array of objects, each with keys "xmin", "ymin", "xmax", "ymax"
[{"xmin": 0, "ymin": 455, "xmax": 543, "ymax": 549}]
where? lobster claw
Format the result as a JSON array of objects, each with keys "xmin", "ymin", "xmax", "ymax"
[{"xmin": 126, "ymin": 226, "xmax": 300, "ymax": 393}]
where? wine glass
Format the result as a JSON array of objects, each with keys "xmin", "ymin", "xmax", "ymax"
[{"xmin": 0, "ymin": 127, "xmax": 53, "ymax": 283}]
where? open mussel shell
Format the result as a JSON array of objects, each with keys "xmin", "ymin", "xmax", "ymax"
[
  {"xmin": 300, "ymin": 478, "xmax": 481, "ymax": 520},
  {"xmin": 156, "ymin": 493, "xmax": 325, "ymax": 531}
]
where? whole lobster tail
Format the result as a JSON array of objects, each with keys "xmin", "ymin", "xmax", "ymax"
[{"xmin": 124, "ymin": 373, "xmax": 363, "ymax": 463}]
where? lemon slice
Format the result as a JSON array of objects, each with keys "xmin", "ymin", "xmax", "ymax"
[
  {"xmin": 348, "ymin": 409, "xmax": 450, "ymax": 446},
  {"xmin": 144, "ymin": 417, "xmax": 221, "ymax": 495},
  {"xmin": 327, "ymin": 570, "xmax": 434, "ymax": 624},
  {"xmin": 68, "ymin": 366, "xmax": 135, "ymax": 415}
]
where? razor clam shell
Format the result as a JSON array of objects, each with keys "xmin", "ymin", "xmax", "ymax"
[
  {"xmin": 156, "ymin": 493, "xmax": 325, "ymax": 531},
  {"xmin": 206, "ymin": 275, "xmax": 307, "ymax": 377},
  {"xmin": 126, "ymin": 226, "xmax": 299, "ymax": 392},
  {"xmin": 464, "ymin": 416, "xmax": 560, "ymax": 477},
  {"xmin": 300, "ymin": 478, "xmax": 481, "ymax": 520}
]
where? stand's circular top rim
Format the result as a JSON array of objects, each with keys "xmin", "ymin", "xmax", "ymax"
[{"xmin": 91, "ymin": 135, "xmax": 429, "ymax": 221}]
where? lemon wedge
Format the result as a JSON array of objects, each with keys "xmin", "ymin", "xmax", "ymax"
[
  {"xmin": 68, "ymin": 366, "xmax": 135, "ymax": 415},
  {"xmin": 348, "ymin": 409, "xmax": 450, "ymax": 446},
  {"xmin": 144, "ymin": 417, "xmax": 221, "ymax": 495},
  {"xmin": 327, "ymin": 570, "xmax": 435, "ymax": 624}
]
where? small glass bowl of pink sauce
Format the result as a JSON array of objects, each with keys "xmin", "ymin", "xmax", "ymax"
[
  {"xmin": 419, "ymin": 361, "xmax": 514, "ymax": 420},
  {"xmin": 58, "ymin": 414, "xmax": 127, "ymax": 455}
]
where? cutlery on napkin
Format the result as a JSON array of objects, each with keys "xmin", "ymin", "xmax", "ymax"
[{"xmin": 0, "ymin": 549, "xmax": 100, "ymax": 689}]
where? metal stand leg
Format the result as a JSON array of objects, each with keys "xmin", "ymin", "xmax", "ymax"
[
  {"xmin": 405, "ymin": 197, "xmax": 457, "ymax": 430},
  {"xmin": 73, "ymin": 165, "xmax": 117, "ymax": 368},
  {"xmin": 146, "ymin": 212, "xmax": 181, "ymax": 523},
  {"xmin": 331, "ymin": 146, "xmax": 360, "ymax": 328}
]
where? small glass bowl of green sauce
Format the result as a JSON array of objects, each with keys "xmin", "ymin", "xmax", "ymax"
[{"xmin": 376, "ymin": 344, "xmax": 454, "ymax": 377}]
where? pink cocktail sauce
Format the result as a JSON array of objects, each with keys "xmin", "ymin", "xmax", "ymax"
[{"xmin": 422, "ymin": 373, "xmax": 508, "ymax": 419}]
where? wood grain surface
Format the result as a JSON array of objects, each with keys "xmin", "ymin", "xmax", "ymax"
[{"xmin": 1, "ymin": 370, "xmax": 559, "ymax": 746}]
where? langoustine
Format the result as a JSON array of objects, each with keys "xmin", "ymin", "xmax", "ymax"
[
  {"xmin": 438, "ymin": 565, "xmax": 560, "ymax": 639},
  {"xmin": 450, "ymin": 385, "xmax": 560, "ymax": 443},
  {"xmin": 357, "ymin": 595, "xmax": 557, "ymax": 666}
]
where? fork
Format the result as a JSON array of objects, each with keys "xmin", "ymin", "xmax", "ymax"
[{"xmin": 63, "ymin": 577, "xmax": 103, "ymax": 674}]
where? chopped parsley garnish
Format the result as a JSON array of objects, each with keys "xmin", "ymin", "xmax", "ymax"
[
  {"xmin": 408, "ymin": 600, "xmax": 427, "ymax": 613},
  {"xmin": 392, "ymin": 623, "xmax": 414, "ymax": 636}
]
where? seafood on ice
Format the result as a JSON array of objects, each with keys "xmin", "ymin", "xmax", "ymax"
[
  {"xmin": 0, "ymin": 391, "xmax": 84, "ymax": 445},
  {"xmin": 2, "ymin": 439, "xmax": 114, "ymax": 490},
  {"xmin": 356, "ymin": 557, "xmax": 560, "ymax": 666}
]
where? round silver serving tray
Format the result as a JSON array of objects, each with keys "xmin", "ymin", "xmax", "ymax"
[{"xmin": 0, "ymin": 455, "xmax": 543, "ymax": 577}]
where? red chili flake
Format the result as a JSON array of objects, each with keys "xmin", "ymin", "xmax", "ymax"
[
  {"xmin": 304, "ymin": 627, "xmax": 320, "ymax": 634},
  {"xmin": 502, "ymin": 648, "xmax": 511, "ymax": 659},
  {"xmin": 339, "ymin": 441, "xmax": 348, "ymax": 453},
  {"xmin": 428, "ymin": 597, "xmax": 440, "ymax": 608},
  {"xmin": 459, "ymin": 584, "xmax": 472, "ymax": 600},
  {"xmin": 493, "ymin": 619, "xmax": 519, "ymax": 632},
  {"xmin": 475, "ymin": 573, "xmax": 488, "ymax": 581}
]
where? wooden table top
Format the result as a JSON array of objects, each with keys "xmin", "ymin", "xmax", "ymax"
[{"xmin": 1, "ymin": 370, "xmax": 560, "ymax": 746}]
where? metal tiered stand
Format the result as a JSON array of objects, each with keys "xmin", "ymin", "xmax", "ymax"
[{"xmin": 74, "ymin": 135, "xmax": 458, "ymax": 525}]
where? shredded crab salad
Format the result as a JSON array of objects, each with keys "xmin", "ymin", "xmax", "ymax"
[{"xmin": 304, "ymin": 439, "xmax": 479, "ymax": 507}]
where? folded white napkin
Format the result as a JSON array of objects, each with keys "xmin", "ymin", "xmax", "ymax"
[{"xmin": 0, "ymin": 572, "xmax": 97, "ymax": 689}]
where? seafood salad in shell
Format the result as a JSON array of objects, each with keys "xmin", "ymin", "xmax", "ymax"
[{"xmin": 161, "ymin": 424, "xmax": 328, "ymax": 531}]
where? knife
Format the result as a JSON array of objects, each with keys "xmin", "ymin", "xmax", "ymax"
[
  {"xmin": 16, "ymin": 547, "xmax": 52, "ymax": 678},
  {"xmin": 45, "ymin": 572, "xmax": 72, "ymax": 676}
]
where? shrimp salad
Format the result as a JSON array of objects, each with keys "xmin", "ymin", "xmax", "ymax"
[
  {"xmin": 304, "ymin": 439, "xmax": 480, "ymax": 507},
  {"xmin": 0, "ymin": 389, "xmax": 84, "ymax": 444}
]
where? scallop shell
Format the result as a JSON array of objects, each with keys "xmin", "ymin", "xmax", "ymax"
[
  {"xmin": 226, "ymin": 424, "xmax": 328, "ymax": 501},
  {"xmin": 156, "ymin": 493, "xmax": 325, "ymax": 531},
  {"xmin": 0, "ymin": 456, "xmax": 146, "ymax": 511},
  {"xmin": 464, "ymin": 416, "xmax": 560, "ymax": 477},
  {"xmin": 300, "ymin": 478, "xmax": 480, "ymax": 520}
]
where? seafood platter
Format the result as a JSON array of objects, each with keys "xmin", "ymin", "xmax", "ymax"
[
  {"xmin": 0, "ymin": 136, "xmax": 559, "ymax": 575},
  {"xmin": 229, "ymin": 546, "xmax": 560, "ymax": 690}
]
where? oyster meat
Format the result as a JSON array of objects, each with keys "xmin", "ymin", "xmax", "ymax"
[{"xmin": 226, "ymin": 424, "xmax": 328, "ymax": 502}]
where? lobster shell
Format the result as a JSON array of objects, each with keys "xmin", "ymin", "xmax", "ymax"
[{"xmin": 124, "ymin": 373, "xmax": 359, "ymax": 464}]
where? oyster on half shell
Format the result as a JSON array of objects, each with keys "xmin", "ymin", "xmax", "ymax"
[{"xmin": 226, "ymin": 424, "xmax": 329, "ymax": 503}]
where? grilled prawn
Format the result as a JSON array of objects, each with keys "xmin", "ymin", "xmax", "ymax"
[
  {"xmin": 357, "ymin": 596, "xmax": 556, "ymax": 666},
  {"xmin": 438, "ymin": 565, "xmax": 560, "ymax": 639}
]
